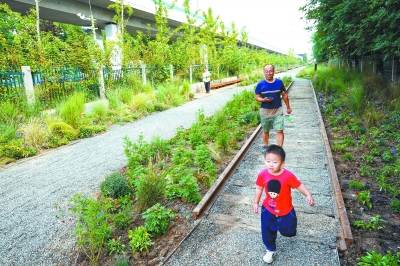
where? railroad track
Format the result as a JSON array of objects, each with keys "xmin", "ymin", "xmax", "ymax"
[{"xmin": 164, "ymin": 77, "xmax": 352, "ymax": 265}]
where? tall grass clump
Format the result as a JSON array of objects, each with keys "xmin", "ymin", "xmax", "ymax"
[
  {"xmin": 131, "ymin": 92, "xmax": 155, "ymax": 114},
  {"xmin": 155, "ymin": 83, "xmax": 185, "ymax": 107},
  {"xmin": 346, "ymin": 83, "xmax": 365, "ymax": 115},
  {"xmin": 105, "ymin": 90, "xmax": 121, "ymax": 110},
  {"xmin": 0, "ymin": 101, "xmax": 19, "ymax": 126},
  {"xmin": 134, "ymin": 161, "xmax": 167, "ymax": 213},
  {"xmin": 180, "ymin": 80, "xmax": 191, "ymax": 99},
  {"xmin": 57, "ymin": 91, "xmax": 86, "ymax": 128},
  {"xmin": 118, "ymin": 88, "xmax": 134, "ymax": 105},
  {"xmin": 88, "ymin": 102, "xmax": 108, "ymax": 124},
  {"xmin": 19, "ymin": 117, "xmax": 50, "ymax": 149}
]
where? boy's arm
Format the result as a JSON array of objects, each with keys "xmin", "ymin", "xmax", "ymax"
[
  {"xmin": 253, "ymin": 185, "xmax": 263, "ymax": 214},
  {"xmin": 296, "ymin": 184, "xmax": 315, "ymax": 206}
]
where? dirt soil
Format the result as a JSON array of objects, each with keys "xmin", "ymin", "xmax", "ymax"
[{"xmin": 323, "ymin": 120, "xmax": 400, "ymax": 265}]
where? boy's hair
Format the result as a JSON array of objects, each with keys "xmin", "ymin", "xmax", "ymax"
[{"xmin": 265, "ymin": 144, "xmax": 286, "ymax": 161}]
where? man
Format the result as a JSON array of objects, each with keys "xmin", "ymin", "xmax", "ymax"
[
  {"xmin": 202, "ymin": 67, "xmax": 211, "ymax": 93},
  {"xmin": 255, "ymin": 64, "xmax": 291, "ymax": 154}
]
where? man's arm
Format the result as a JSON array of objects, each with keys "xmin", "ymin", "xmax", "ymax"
[
  {"xmin": 282, "ymin": 91, "xmax": 292, "ymax": 114},
  {"xmin": 256, "ymin": 94, "xmax": 273, "ymax": 103}
]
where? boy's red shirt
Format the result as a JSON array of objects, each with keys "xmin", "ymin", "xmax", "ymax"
[{"xmin": 256, "ymin": 168, "xmax": 302, "ymax": 216}]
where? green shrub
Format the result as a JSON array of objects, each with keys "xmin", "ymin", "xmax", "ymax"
[
  {"xmin": 349, "ymin": 180, "xmax": 364, "ymax": 190},
  {"xmin": 128, "ymin": 226, "xmax": 153, "ymax": 252},
  {"xmin": 142, "ymin": 203, "xmax": 177, "ymax": 236},
  {"xmin": 113, "ymin": 209, "xmax": 132, "ymax": 230},
  {"xmin": 357, "ymin": 250, "xmax": 400, "ymax": 265},
  {"xmin": 390, "ymin": 199, "xmax": 400, "ymax": 214},
  {"xmin": 100, "ymin": 172, "xmax": 131, "ymax": 199},
  {"xmin": 78, "ymin": 125, "xmax": 93, "ymax": 138}
]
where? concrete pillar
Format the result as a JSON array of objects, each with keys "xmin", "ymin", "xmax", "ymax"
[
  {"xmin": 141, "ymin": 64, "xmax": 146, "ymax": 85},
  {"xmin": 105, "ymin": 23, "xmax": 122, "ymax": 67},
  {"xmin": 21, "ymin": 66, "xmax": 35, "ymax": 105}
]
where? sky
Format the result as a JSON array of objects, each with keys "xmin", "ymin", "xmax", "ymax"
[{"xmin": 177, "ymin": 0, "xmax": 313, "ymax": 56}]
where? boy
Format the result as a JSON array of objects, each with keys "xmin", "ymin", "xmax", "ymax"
[{"xmin": 253, "ymin": 145, "xmax": 315, "ymax": 263}]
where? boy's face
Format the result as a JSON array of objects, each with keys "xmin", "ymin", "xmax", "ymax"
[{"xmin": 264, "ymin": 152, "xmax": 285, "ymax": 175}]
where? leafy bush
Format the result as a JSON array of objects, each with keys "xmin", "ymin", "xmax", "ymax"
[
  {"xmin": 67, "ymin": 193, "xmax": 113, "ymax": 266},
  {"xmin": 113, "ymin": 210, "xmax": 132, "ymax": 230},
  {"xmin": 142, "ymin": 203, "xmax": 177, "ymax": 236},
  {"xmin": 100, "ymin": 172, "xmax": 131, "ymax": 199},
  {"xmin": 349, "ymin": 180, "xmax": 364, "ymax": 190},
  {"xmin": 353, "ymin": 215, "xmax": 386, "ymax": 230},
  {"xmin": 390, "ymin": 199, "xmax": 400, "ymax": 214},
  {"xmin": 357, "ymin": 250, "xmax": 400, "ymax": 265},
  {"xmin": 78, "ymin": 125, "xmax": 93, "ymax": 138},
  {"xmin": 128, "ymin": 226, "xmax": 153, "ymax": 252}
]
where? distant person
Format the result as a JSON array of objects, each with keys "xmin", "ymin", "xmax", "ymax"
[
  {"xmin": 313, "ymin": 59, "xmax": 317, "ymax": 71},
  {"xmin": 253, "ymin": 145, "xmax": 315, "ymax": 264},
  {"xmin": 202, "ymin": 67, "xmax": 211, "ymax": 93},
  {"xmin": 255, "ymin": 64, "xmax": 291, "ymax": 154}
]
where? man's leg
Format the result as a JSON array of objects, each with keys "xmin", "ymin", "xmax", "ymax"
[
  {"xmin": 276, "ymin": 130, "xmax": 284, "ymax": 146},
  {"xmin": 263, "ymin": 131, "xmax": 270, "ymax": 146}
]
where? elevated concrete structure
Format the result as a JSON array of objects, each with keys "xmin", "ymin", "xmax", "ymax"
[{"xmin": 3, "ymin": 0, "xmax": 286, "ymax": 55}]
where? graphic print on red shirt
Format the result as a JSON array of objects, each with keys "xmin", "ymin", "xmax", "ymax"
[{"xmin": 255, "ymin": 169, "xmax": 301, "ymax": 216}]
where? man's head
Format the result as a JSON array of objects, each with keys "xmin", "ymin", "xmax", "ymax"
[{"xmin": 263, "ymin": 64, "xmax": 275, "ymax": 82}]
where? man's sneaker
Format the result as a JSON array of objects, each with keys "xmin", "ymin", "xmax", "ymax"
[
  {"xmin": 263, "ymin": 250, "xmax": 276, "ymax": 263},
  {"xmin": 261, "ymin": 145, "xmax": 268, "ymax": 154}
]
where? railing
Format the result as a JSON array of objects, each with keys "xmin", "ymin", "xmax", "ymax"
[{"xmin": 0, "ymin": 71, "xmax": 25, "ymax": 103}]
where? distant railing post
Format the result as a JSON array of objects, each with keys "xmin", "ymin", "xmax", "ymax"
[
  {"xmin": 170, "ymin": 64, "xmax": 174, "ymax": 82},
  {"xmin": 21, "ymin": 66, "xmax": 35, "ymax": 105},
  {"xmin": 141, "ymin": 64, "xmax": 146, "ymax": 85},
  {"xmin": 98, "ymin": 65, "xmax": 105, "ymax": 99},
  {"xmin": 189, "ymin": 64, "xmax": 193, "ymax": 83}
]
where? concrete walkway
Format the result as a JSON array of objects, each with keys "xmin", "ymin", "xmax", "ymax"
[{"xmin": 164, "ymin": 71, "xmax": 341, "ymax": 265}]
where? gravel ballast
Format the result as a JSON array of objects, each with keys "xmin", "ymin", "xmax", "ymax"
[{"xmin": 164, "ymin": 74, "xmax": 341, "ymax": 265}]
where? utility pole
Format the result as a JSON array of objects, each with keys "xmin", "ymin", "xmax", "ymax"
[{"xmin": 35, "ymin": 0, "xmax": 41, "ymax": 41}]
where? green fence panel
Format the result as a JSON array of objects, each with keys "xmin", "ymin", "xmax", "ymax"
[{"xmin": 0, "ymin": 71, "xmax": 25, "ymax": 103}]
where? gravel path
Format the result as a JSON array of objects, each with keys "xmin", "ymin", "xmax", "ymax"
[
  {"xmin": 0, "ymin": 83, "xmax": 252, "ymax": 265},
  {"xmin": 164, "ymin": 72, "xmax": 341, "ymax": 265}
]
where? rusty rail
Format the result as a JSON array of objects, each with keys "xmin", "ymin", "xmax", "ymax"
[
  {"xmin": 192, "ymin": 124, "xmax": 262, "ymax": 219},
  {"xmin": 310, "ymin": 80, "xmax": 353, "ymax": 251}
]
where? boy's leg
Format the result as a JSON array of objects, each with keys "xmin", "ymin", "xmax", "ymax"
[
  {"xmin": 260, "ymin": 206, "xmax": 278, "ymax": 251},
  {"xmin": 278, "ymin": 208, "xmax": 298, "ymax": 237}
]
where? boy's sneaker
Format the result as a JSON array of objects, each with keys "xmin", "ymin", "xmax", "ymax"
[
  {"xmin": 263, "ymin": 250, "xmax": 276, "ymax": 263},
  {"xmin": 261, "ymin": 145, "xmax": 268, "ymax": 154}
]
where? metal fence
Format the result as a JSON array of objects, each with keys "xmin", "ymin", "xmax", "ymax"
[
  {"xmin": 32, "ymin": 67, "xmax": 100, "ymax": 109},
  {"xmin": 0, "ymin": 71, "xmax": 25, "ymax": 103}
]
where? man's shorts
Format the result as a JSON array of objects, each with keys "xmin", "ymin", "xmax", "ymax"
[{"xmin": 260, "ymin": 112, "xmax": 284, "ymax": 132}]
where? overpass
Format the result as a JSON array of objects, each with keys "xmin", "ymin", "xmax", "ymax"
[{"xmin": 2, "ymin": 0, "xmax": 287, "ymax": 55}]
